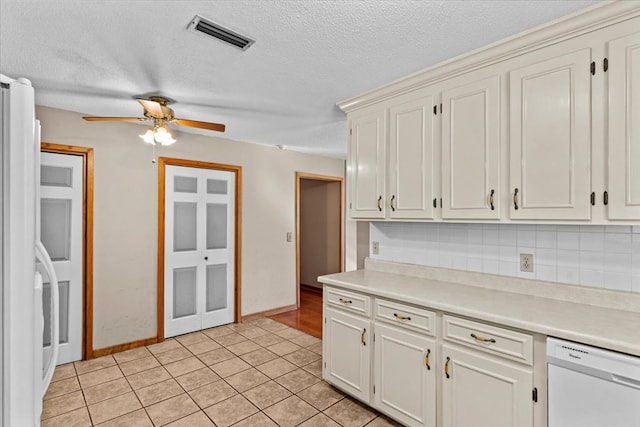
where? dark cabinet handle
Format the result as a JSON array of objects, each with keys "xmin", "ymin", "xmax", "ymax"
[
  {"xmin": 513, "ymin": 188, "xmax": 519, "ymax": 210},
  {"xmin": 377, "ymin": 196, "xmax": 382, "ymax": 212},
  {"xmin": 204, "ymin": 256, "xmax": 208, "ymax": 261},
  {"xmin": 591, "ymin": 192, "xmax": 595, "ymax": 206},
  {"xmin": 444, "ymin": 356, "xmax": 451, "ymax": 379},
  {"xmin": 390, "ymin": 195, "xmax": 396, "ymax": 212},
  {"xmin": 489, "ymin": 189, "xmax": 495, "ymax": 211},
  {"xmin": 361, "ymin": 328, "xmax": 366, "ymax": 346},
  {"xmin": 433, "ymin": 198, "xmax": 437, "ymax": 208},
  {"xmin": 425, "ymin": 349, "xmax": 431, "ymax": 370},
  {"xmin": 393, "ymin": 312, "xmax": 411, "ymax": 321},
  {"xmin": 604, "ymin": 191, "xmax": 609, "ymax": 206},
  {"xmin": 471, "ymin": 333, "xmax": 496, "ymax": 344}
]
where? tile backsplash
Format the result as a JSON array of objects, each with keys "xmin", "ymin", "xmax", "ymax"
[{"xmin": 370, "ymin": 222, "xmax": 640, "ymax": 293}]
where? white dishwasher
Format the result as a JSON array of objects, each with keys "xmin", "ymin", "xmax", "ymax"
[{"xmin": 547, "ymin": 337, "xmax": 640, "ymax": 427}]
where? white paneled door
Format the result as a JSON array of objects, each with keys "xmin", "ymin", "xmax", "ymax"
[
  {"xmin": 39, "ymin": 152, "xmax": 83, "ymax": 365},
  {"xmin": 164, "ymin": 165, "xmax": 235, "ymax": 338}
]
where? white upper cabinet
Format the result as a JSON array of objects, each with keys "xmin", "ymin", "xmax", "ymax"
[
  {"xmin": 388, "ymin": 88, "xmax": 438, "ymax": 219},
  {"xmin": 442, "ymin": 74, "xmax": 501, "ymax": 220},
  {"xmin": 607, "ymin": 30, "xmax": 640, "ymax": 220},
  {"xmin": 349, "ymin": 106, "xmax": 386, "ymax": 219},
  {"xmin": 509, "ymin": 47, "xmax": 593, "ymax": 220},
  {"xmin": 339, "ymin": 3, "xmax": 640, "ymax": 224}
]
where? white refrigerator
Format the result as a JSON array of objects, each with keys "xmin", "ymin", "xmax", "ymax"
[{"xmin": 1, "ymin": 74, "xmax": 60, "ymax": 426}]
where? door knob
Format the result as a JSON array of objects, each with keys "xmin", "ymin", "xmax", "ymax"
[{"xmin": 204, "ymin": 256, "xmax": 208, "ymax": 261}]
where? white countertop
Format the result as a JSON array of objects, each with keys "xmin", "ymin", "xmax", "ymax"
[{"xmin": 319, "ymin": 266, "xmax": 640, "ymax": 357}]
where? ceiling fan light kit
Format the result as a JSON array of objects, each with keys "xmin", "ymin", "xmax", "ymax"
[
  {"xmin": 139, "ymin": 126, "xmax": 176, "ymax": 146},
  {"xmin": 82, "ymin": 95, "xmax": 226, "ymax": 153}
]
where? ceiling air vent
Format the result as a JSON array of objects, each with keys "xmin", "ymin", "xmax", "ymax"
[{"xmin": 188, "ymin": 15, "xmax": 255, "ymax": 51}]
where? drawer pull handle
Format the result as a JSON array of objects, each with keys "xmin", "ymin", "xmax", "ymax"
[
  {"xmin": 339, "ymin": 298, "xmax": 352, "ymax": 304},
  {"xmin": 444, "ymin": 356, "xmax": 451, "ymax": 379},
  {"xmin": 390, "ymin": 195, "xmax": 396, "ymax": 212},
  {"xmin": 489, "ymin": 189, "xmax": 495, "ymax": 210},
  {"xmin": 361, "ymin": 328, "xmax": 366, "ymax": 346},
  {"xmin": 377, "ymin": 196, "xmax": 382, "ymax": 212},
  {"xmin": 393, "ymin": 313, "xmax": 411, "ymax": 321},
  {"xmin": 513, "ymin": 188, "xmax": 519, "ymax": 210},
  {"xmin": 425, "ymin": 349, "xmax": 431, "ymax": 370},
  {"xmin": 471, "ymin": 333, "xmax": 496, "ymax": 344}
]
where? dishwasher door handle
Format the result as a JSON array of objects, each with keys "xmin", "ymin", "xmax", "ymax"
[{"xmin": 612, "ymin": 374, "xmax": 640, "ymax": 390}]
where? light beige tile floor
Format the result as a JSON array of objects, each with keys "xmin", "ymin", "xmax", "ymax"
[{"xmin": 42, "ymin": 317, "xmax": 401, "ymax": 427}]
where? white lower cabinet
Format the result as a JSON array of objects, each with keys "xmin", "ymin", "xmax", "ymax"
[
  {"xmin": 323, "ymin": 287, "xmax": 538, "ymax": 427},
  {"xmin": 441, "ymin": 344, "xmax": 534, "ymax": 427},
  {"xmin": 324, "ymin": 307, "xmax": 371, "ymax": 403},
  {"xmin": 373, "ymin": 323, "xmax": 436, "ymax": 427}
]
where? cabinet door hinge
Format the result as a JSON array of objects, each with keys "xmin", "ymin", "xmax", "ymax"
[
  {"xmin": 590, "ymin": 192, "xmax": 595, "ymax": 206},
  {"xmin": 373, "ymin": 333, "xmax": 375, "ymax": 343},
  {"xmin": 373, "ymin": 385, "xmax": 376, "ymax": 394},
  {"xmin": 324, "ymin": 317, "xmax": 327, "ymax": 324},
  {"xmin": 603, "ymin": 58, "xmax": 609, "ymax": 72},
  {"xmin": 349, "ymin": 202, "xmax": 352, "ymax": 209},
  {"xmin": 433, "ymin": 105, "xmax": 437, "ymax": 115},
  {"xmin": 439, "ymin": 103, "xmax": 443, "ymax": 114},
  {"xmin": 324, "ymin": 361, "xmax": 327, "ymax": 368},
  {"xmin": 532, "ymin": 387, "xmax": 538, "ymax": 402},
  {"xmin": 350, "ymin": 128, "xmax": 352, "ymax": 135},
  {"xmin": 590, "ymin": 61, "xmax": 596, "ymax": 75},
  {"xmin": 440, "ymin": 198, "xmax": 443, "ymax": 208}
]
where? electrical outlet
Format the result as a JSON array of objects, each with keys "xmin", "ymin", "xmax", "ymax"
[
  {"xmin": 371, "ymin": 241, "xmax": 380, "ymax": 255},
  {"xmin": 520, "ymin": 253, "xmax": 534, "ymax": 272}
]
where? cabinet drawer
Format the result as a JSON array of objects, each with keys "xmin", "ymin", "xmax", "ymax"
[
  {"xmin": 374, "ymin": 298, "xmax": 435, "ymax": 336},
  {"xmin": 443, "ymin": 315, "xmax": 533, "ymax": 365},
  {"xmin": 326, "ymin": 287, "xmax": 371, "ymax": 316}
]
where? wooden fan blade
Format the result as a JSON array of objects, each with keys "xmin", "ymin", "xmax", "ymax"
[
  {"xmin": 173, "ymin": 118, "xmax": 226, "ymax": 132},
  {"xmin": 82, "ymin": 116, "xmax": 147, "ymax": 122},
  {"xmin": 137, "ymin": 99, "xmax": 164, "ymax": 118}
]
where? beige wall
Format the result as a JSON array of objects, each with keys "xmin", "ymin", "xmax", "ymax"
[
  {"xmin": 299, "ymin": 179, "xmax": 341, "ymax": 287},
  {"xmin": 36, "ymin": 106, "xmax": 345, "ymax": 349}
]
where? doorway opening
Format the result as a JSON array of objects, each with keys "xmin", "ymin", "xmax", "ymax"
[
  {"xmin": 40, "ymin": 143, "xmax": 94, "ymax": 361},
  {"xmin": 157, "ymin": 157, "xmax": 242, "ymax": 341},
  {"xmin": 272, "ymin": 173, "xmax": 343, "ymax": 338}
]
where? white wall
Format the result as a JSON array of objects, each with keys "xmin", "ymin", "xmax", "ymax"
[
  {"xmin": 370, "ymin": 222, "xmax": 640, "ymax": 293},
  {"xmin": 36, "ymin": 106, "xmax": 345, "ymax": 349}
]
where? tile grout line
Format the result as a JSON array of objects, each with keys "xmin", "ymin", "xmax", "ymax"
[{"xmin": 45, "ymin": 320, "xmax": 388, "ymax": 427}]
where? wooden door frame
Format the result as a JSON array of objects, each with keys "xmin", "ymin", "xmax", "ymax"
[
  {"xmin": 295, "ymin": 172, "xmax": 344, "ymax": 307},
  {"xmin": 40, "ymin": 143, "xmax": 95, "ymax": 360},
  {"xmin": 157, "ymin": 157, "xmax": 242, "ymax": 342}
]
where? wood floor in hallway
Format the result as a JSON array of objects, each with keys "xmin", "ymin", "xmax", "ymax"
[{"xmin": 269, "ymin": 286, "xmax": 323, "ymax": 338}]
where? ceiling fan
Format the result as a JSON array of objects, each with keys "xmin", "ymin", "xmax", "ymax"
[{"xmin": 82, "ymin": 96, "xmax": 226, "ymax": 146}]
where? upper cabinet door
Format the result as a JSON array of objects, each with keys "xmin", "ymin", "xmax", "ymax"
[
  {"xmin": 349, "ymin": 107, "xmax": 386, "ymax": 219},
  {"xmin": 442, "ymin": 75, "xmax": 501, "ymax": 220},
  {"xmin": 608, "ymin": 30, "xmax": 640, "ymax": 220},
  {"xmin": 510, "ymin": 48, "xmax": 592, "ymax": 220},
  {"xmin": 388, "ymin": 89, "xmax": 438, "ymax": 219}
]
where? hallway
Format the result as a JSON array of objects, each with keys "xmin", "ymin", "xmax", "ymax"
[{"xmin": 269, "ymin": 286, "xmax": 323, "ymax": 338}]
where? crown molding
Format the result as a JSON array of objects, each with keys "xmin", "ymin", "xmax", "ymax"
[{"xmin": 337, "ymin": 1, "xmax": 640, "ymax": 113}]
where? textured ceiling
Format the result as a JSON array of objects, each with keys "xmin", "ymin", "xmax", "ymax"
[{"xmin": 0, "ymin": 0, "xmax": 599, "ymax": 158}]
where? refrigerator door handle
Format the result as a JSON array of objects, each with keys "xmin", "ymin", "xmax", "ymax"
[{"xmin": 35, "ymin": 240, "xmax": 59, "ymax": 396}]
